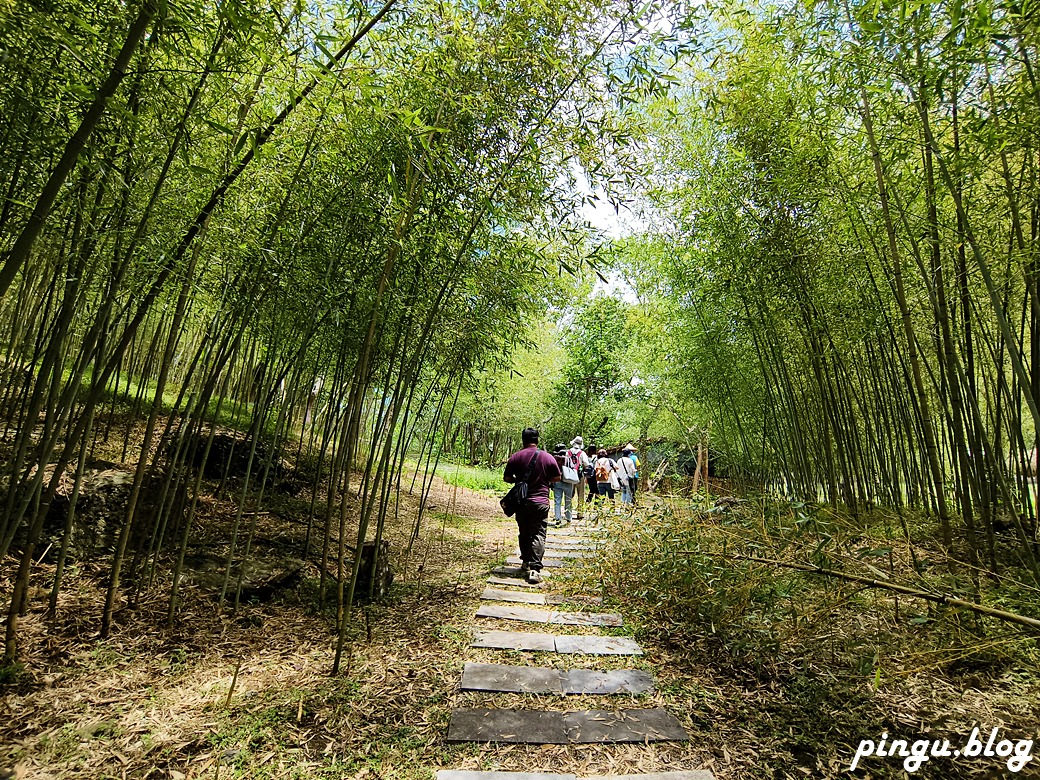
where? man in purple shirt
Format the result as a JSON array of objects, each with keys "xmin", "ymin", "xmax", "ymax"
[{"xmin": 503, "ymin": 427, "xmax": 561, "ymax": 584}]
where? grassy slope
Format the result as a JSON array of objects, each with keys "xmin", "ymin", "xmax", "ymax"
[{"xmin": 2, "ymin": 474, "xmax": 1038, "ymax": 779}]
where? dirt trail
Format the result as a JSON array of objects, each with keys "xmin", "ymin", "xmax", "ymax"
[{"xmin": 1, "ymin": 473, "xmax": 508, "ymax": 779}]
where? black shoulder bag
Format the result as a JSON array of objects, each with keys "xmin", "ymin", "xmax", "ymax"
[{"xmin": 500, "ymin": 449, "xmax": 540, "ymax": 517}]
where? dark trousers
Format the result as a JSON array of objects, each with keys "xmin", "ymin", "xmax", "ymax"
[
  {"xmin": 585, "ymin": 477, "xmax": 597, "ymax": 502},
  {"xmin": 516, "ymin": 501, "xmax": 549, "ymax": 570},
  {"xmin": 629, "ymin": 477, "xmax": 638, "ymax": 502}
]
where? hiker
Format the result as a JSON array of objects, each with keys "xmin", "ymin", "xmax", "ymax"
[
  {"xmin": 619, "ymin": 444, "xmax": 639, "ymax": 505},
  {"xmin": 569, "ymin": 436, "xmax": 592, "ymax": 518},
  {"xmin": 584, "ymin": 444, "xmax": 598, "ymax": 504},
  {"xmin": 612, "ymin": 450, "xmax": 629, "ymax": 504},
  {"xmin": 552, "ymin": 443, "xmax": 577, "ymax": 527},
  {"xmin": 593, "ymin": 448, "xmax": 619, "ymax": 501},
  {"xmin": 503, "ymin": 427, "xmax": 561, "ymax": 584}
]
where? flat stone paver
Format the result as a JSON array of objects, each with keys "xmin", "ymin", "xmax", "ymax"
[
  {"xmin": 482, "ymin": 587, "xmax": 548, "ymax": 605},
  {"xmin": 562, "ymin": 669, "xmax": 654, "ymax": 694},
  {"xmin": 553, "ymin": 635, "xmax": 643, "ymax": 655},
  {"xmin": 471, "ymin": 630, "xmax": 557, "ymax": 651},
  {"xmin": 460, "ymin": 663, "xmax": 654, "ymax": 695},
  {"xmin": 567, "ymin": 708, "xmax": 688, "ymax": 742},
  {"xmin": 548, "ymin": 610, "xmax": 623, "ymax": 627},
  {"xmin": 477, "ymin": 605, "xmax": 623, "ymax": 626},
  {"xmin": 481, "ymin": 588, "xmax": 604, "ymax": 607},
  {"xmin": 487, "ymin": 575, "xmax": 543, "ymax": 588},
  {"xmin": 471, "ymin": 630, "xmax": 643, "ymax": 655},
  {"xmin": 491, "ymin": 566, "xmax": 551, "ymax": 579},
  {"xmin": 546, "ymin": 594, "xmax": 603, "ymax": 606},
  {"xmin": 516, "ymin": 549, "xmax": 593, "ymax": 558},
  {"xmin": 547, "ymin": 525, "xmax": 602, "ymax": 534},
  {"xmin": 461, "ymin": 662, "xmax": 564, "ymax": 693},
  {"xmin": 437, "ymin": 775, "xmax": 713, "ymax": 780},
  {"xmin": 506, "ymin": 556, "xmax": 566, "ymax": 568},
  {"xmin": 448, "ymin": 708, "xmax": 566, "ymax": 743},
  {"xmin": 477, "ymin": 604, "xmax": 551, "ymax": 623},
  {"xmin": 446, "ymin": 708, "xmax": 688, "ymax": 743},
  {"xmin": 439, "ymin": 771, "xmax": 713, "ymax": 780}
]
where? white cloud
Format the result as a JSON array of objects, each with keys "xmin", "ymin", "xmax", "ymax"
[{"xmin": 570, "ymin": 160, "xmax": 649, "ymax": 239}]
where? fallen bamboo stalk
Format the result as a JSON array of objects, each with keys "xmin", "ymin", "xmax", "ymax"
[{"xmin": 694, "ymin": 553, "xmax": 1040, "ymax": 634}]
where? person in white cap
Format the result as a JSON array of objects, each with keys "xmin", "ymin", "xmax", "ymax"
[
  {"xmin": 568, "ymin": 436, "xmax": 592, "ymax": 519},
  {"xmin": 620, "ymin": 444, "xmax": 640, "ymax": 505}
]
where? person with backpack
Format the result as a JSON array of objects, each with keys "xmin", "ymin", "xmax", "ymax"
[
  {"xmin": 503, "ymin": 427, "xmax": 561, "ymax": 584},
  {"xmin": 552, "ymin": 443, "xmax": 579, "ymax": 526},
  {"xmin": 568, "ymin": 436, "xmax": 591, "ymax": 519},
  {"xmin": 620, "ymin": 444, "xmax": 640, "ymax": 505},
  {"xmin": 584, "ymin": 444, "xmax": 598, "ymax": 505},
  {"xmin": 611, "ymin": 451, "xmax": 629, "ymax": 503},
  {"xmin": 593, "ymin": 448, "xmax": 618, "ymax": 501}
]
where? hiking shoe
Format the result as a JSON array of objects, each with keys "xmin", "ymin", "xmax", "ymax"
[
  {"xmin": 526, "ymin": 569, "xmax": 542, "ymax": 585},
  {"xmin": 519, "ymin": 562, "xmax": 530, "ymax": 574}
]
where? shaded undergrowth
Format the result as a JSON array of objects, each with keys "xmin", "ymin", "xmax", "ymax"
[{"xmin": 574, "ymin": 495, "xmax": 1040, "ymax": 779}]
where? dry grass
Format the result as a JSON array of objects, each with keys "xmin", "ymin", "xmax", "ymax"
[
  {"xmin": 0, "ymin": 482, "xmax": 714, "ymax": 780},
  {"xmin": 4, "ymin": 481, "xmax": 1038, "ymax": 780}
]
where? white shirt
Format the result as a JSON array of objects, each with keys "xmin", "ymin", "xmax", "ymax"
[
  {"xmin": 571, "ymin": 447, "xmax": 591, "ymax": 469},
  {"xmin": 618, "ymin": 456, "xmax": 637, "ymax": 479}
]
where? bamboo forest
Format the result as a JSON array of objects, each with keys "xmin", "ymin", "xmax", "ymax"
[{"xmin": 2, "ymin": 0, "xmax": 1040, "ymax": 777}]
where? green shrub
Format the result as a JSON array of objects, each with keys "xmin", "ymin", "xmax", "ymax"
[
  {"xmin": 589, "ymin": 502, "xmax": 791, "ymax": 662},
  {"xmin": 435, "ymin": 462, "xmax": 507, "ymax": 493}
]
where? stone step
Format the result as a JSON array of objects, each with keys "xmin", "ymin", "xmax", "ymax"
[
  {"xmin": 481, "ymin": 587, "xmax": 602, "ymax": 606},
  {"xmin": 491, "ymin": 566, "xmax": 553, "ymax": 579},
  {"xmin": 506, "ymin": 556, "xmax": 567, "ymax": 568},
  {"xmin": 482, "ymin": 587, "xmax": 548, "ymax": 604},
  {"xmin": 486, "ymin": 575, "xmax": 544, "ymax": 589},
  {"xmin": 516, "ymin": 549, "xmax": 593, "ymax": 558},
  {"xmin": 476, "ymin": 604, "xmax": 623, "ymax": 626},
  {"xmin": 437, "ymin": 774, "xmax": 713, "ymax": 780},
  {"xmin": 445, "ymin": 707, "xmax": 689, "ymax": 743},
  {"xmin": 471, "ymin": 630, "xmax": 642, "ymax": 655},
  {"xmin": 437, "ymin": 773, "xmax": 574, "ymax": 780},
  {"xmin": 460, "ymin": 662, "xmax": 654, "ymax": 695}
]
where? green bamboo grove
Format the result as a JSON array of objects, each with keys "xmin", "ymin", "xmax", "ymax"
[
  {"xmin": 5, "ymin": 0, "xmax": 1040, "ymax": 670},
  {"xmin": 628, "ymin": 0, "xmax": 1040, "ymax": 582},
  {"xmin": 0, "ymin": 0, "xmax": 655, "ymax": 666}
]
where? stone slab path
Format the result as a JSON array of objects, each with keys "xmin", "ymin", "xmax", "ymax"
[
  {"xmin": 516, "ymin": 549, "xmax": 594, "ymax": 558},
  {"xmin": 481, "ymin": 588, "xmax": 551, "ymax": 605},
  {"xmin": 505, "ymin": 556, "xmax": 567, "ymax": 568},
  {"xmin": 481, "ymin": 587, "xmax": 603, "ymax": 606},
  {"xmin": 437, "ymin": 773, "xmax": 714, "ymax": 780},
  {"xmin": 446, "ymin": 708, "xmax": 689, "ymax": 743},
  {"xmin": 471, "ymin": 630, "xmax": 643, "ymax": 655},
  {"xmin": 486, "ymin": 575, "xmax": 544, "ymax": 589},
  {"xmin": 438, "ymin": 517, "xmax": 710, "ymax": 779},
  {"xmin": 461, "ymin": 662, "xmax": 654, "ymax": 695},
  {"xmin": 491, "ymin": 566, "xmax": 560, "ymax": 578},
  {"xmin": 476, "ymin": 604, "xmax": 624, "ymax": 626}
]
